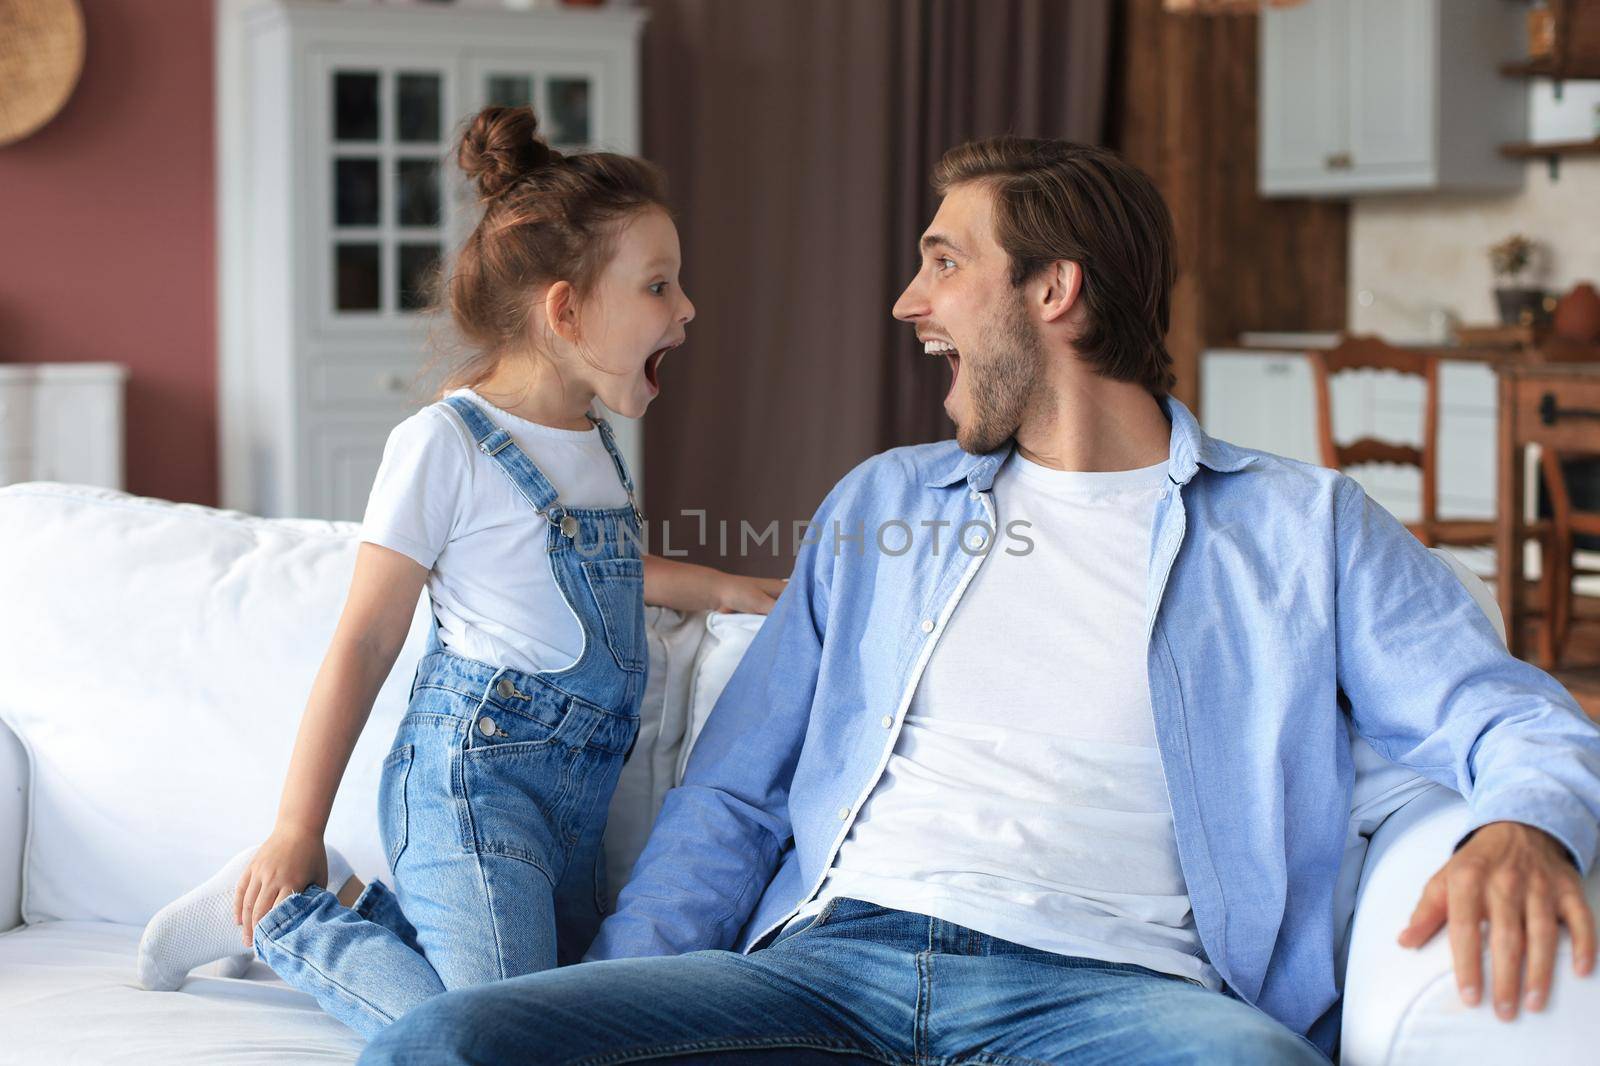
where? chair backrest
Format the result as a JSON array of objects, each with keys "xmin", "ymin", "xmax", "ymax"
[{"xmin": 1309, "ymin": 334, "xmax": 1440, "ymax": 527}]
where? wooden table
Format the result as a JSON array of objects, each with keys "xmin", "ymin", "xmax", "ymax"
[{"xmin": 1495, "ymin": 362, "xmax": 1600, "ymax": 660}]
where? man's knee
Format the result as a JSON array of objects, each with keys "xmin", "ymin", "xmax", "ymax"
[
  {"xmin": 1180, "ymin": 1011, "xmax": 1326, "ymax": 1065},
  {"xmin": 361, "ymin": 991, "xmax": 480, "ymax": 1065}
]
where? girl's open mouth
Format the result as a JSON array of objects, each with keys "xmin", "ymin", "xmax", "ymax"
[{"xmin": 645, "ymin": 347, "xmax": 669, "ymax": 393}]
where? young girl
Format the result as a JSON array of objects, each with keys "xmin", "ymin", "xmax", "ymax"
[{"xmin": 136, "ymin": 105, "xmax": 781, "ymax": 1035}]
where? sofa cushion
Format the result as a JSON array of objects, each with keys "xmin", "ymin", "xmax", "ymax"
[
  {"xmin": 0, "ymin": 483, "xmax": 721, "ymax": 928},
  {"xmin": 676, "ymin": 612, "xmax": 767, "ymax": 782},
  {"xmin": 0, "ymin": 484, "xmax": 431, "ymax": 925},
  {"xmin": 0, "ymin": 921, "xmax": 360, "ymax": 1063}
]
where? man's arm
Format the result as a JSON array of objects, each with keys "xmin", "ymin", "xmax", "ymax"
[
  {"xmin": 1330, "ymin": 475, "xmax": 1600, "ymax": 1019},
  {"xmin": 584, "ymin": 491, "xmax": 839, "ymax": 960}
]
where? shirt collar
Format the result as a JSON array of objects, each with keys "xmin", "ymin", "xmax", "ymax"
[{"xmin": 920, "ymin": 394, "xmax": 1256, "ymax": 491}]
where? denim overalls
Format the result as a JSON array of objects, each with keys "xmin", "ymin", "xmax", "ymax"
[{"xmin": 253, "ymin": 395, "xmax": 646, "ymax": 1038}]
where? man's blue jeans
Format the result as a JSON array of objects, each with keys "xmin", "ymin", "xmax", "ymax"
[{"xmin": 360, "ymin": 898, "xmax": 1327, "ymax": 1064}]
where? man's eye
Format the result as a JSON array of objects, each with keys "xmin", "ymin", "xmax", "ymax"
[{"xmin": 938, "ymin": 258, "xmax": 956, "ymax": 271}]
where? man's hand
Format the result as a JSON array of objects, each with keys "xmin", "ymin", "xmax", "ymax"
[{"xmin": 1399, "ymin": 821, "xmax": 1595, "ymax": 1019}]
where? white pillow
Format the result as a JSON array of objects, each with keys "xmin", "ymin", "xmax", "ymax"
[
  {"xmin": 676, "ymin": 612, "xmax": 766, "ymax": 783},
  {"xmin": 599, "ymin": 606, "xmax": 710, "ymax": 902},
  {"xmin": 0, "ymin": 484, "xmax": 430, "ymax": 926},
  {"xmin": 0, "ymin": 483, "xmax": 721, "ymax": 927}
]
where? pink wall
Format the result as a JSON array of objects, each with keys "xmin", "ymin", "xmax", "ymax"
[{"xmin": 0, "ymin": 0, "xmax": 217, "ymax": 505}]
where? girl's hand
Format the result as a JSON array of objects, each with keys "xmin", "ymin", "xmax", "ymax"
[
  {"xmin": 713, "ymin": 572, "xmax": 787, "ymax": 615},
  {"xmin": 234, "ymin": 826, "xmax": 328, "ymax": 947}
]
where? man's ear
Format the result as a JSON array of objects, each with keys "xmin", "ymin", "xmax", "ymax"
[
  {"xmin": 543, "ymin": 281, "xmax": 581, "ymax": 343},
  {"xmin": 1037, "ymin": 260, "xmax": 1082, "ymax": 325}
]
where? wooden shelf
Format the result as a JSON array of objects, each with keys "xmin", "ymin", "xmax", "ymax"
[
  {"xmin": 1501, "ymin": 138, "xmax": 1600, "ymax": 159},
  {"xmin": 1500, "ymin": 57, "xmax": 1600, "ymax": 79},
  {"xmin": 1499, "ymin": 138, "xmax": 1600, "ymax": 179}
]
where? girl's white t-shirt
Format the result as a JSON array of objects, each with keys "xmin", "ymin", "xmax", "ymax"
[{"xmin": 360, "ymin": 388, "xmax": 630, "ymax": 675}]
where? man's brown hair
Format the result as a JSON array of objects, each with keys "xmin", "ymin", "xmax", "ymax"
[{"xmin": 932, "ymin": 138, "xmax": 1178, "ymax": 396}]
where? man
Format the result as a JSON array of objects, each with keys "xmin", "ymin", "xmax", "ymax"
[{"xmin": 363, "ymin": 139, "xmax": 1600, "ymax": 1064}]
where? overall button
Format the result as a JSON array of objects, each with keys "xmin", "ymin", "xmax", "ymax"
[
  {"xmin": 495, "ymin": 678, "xmax": 515, "ymax": 698},
  {"xmin": 559, "ymin": 514, "xmax": 579, "ymax": 539},
  {"xmin": 919, "ymin": 619, "xmax": 934, "ymax": 634},
  {"xmin": 478, "ymin": 716, "xmax": 497, "ymax": 737}
]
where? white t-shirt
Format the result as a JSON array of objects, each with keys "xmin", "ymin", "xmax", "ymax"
[
  {"xmin": 360, "ymin": 388, "xmax": 629, "ymax": 675},
  {"xmin": 798, "ymin": 450, "xmax": 1221, "ymax": 988}
]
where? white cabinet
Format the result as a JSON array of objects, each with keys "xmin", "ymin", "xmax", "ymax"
[
  {"xmin": 1200, "ymin": 350, "xmax": 1496, "ymax": 524},
  {"xmin": 217, "ymin": 0, "xmax": 646, "ymax": 520},
  {"xmin": 0, "ymin": 364, "xmax": 127, "ymax": 490},
  {"xmin": 1260, "ymin": 0, "xmax": 1525, "ymax": 197}
]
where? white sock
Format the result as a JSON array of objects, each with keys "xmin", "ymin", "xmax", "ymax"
[
  {"xmin": 137, "ymin": 844, "xmax": 352, "ymax": 991},
  {"xmin": 326, "ymin": 847, "xmax": 354, "ymax": 901}
]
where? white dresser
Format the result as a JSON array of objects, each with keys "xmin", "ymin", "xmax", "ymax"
[
  {"xmin": 0, "ymin": 364, "xmax": 127, "ymax": 491},
  {"xmin": 217, "ymin": 0, "xmax": 646, "ymax": 520}
]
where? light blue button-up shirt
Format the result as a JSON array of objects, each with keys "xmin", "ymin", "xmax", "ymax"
[{"xmin": 589, "ymin": 396, "xmax": 1600, "ymax": 1051}]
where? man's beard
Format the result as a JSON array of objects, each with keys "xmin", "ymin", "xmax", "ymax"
[{"xmin": 954, "ymin": 288, "xmax": 1045, "ymax": 455}]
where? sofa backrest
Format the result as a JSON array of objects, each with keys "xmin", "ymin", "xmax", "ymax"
[{"xmin": 0, "ymin": 483, "xmax": 1500, "ymax": 939}]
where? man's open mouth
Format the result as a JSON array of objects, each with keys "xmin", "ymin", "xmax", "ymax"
[{"xmin": 923, "ymin": 338, "xmax": 959, "ymax": 391}]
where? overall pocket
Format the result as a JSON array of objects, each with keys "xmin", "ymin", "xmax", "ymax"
[
  {"xmin": 580, "ymin": 557, "xmax": 647, "ymax": 673},
  {"xmin": 460, "ymin": 699, "xmax": 588, "ymax": 883},
  {"xmin": 378, "ymin": 744, "xmax": 414, "ymax": 872}
]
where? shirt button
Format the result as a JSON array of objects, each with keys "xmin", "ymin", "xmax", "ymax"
[
  {"xmin": 969, "ymin": 490, "xmax": 981, "ymax": 501},
  {"xmin": 838, "ymin": 807, "xmax": 850, "ymax": 821},
  {"xmin": 919, "ymin": 619, "xmax": 934, "ymax": 634},
  {"xmin": 881, "ymin": 715, "xmax": 893, "ymax": 729},
  {"xmin": 478, "ymin": 716, "xmax": 497, "ymax": 737}
]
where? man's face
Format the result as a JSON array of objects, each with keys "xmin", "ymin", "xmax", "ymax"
[{"xmin": 892, "ymin": 182, "xmax": 1044, "ymax": 455}]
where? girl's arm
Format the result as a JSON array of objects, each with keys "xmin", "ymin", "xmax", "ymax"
[
  {"xmin": 643, "ymin": 553, "xmax": 786, "ymax": 616},
  {"xmin": 234, "ymin": 543, "xmax": 428, "ymax": 942}
]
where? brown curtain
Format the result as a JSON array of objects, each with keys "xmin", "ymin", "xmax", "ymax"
[{"xmin": 639, "ymin": 0, "xmax": 1112, "ymax": 576}]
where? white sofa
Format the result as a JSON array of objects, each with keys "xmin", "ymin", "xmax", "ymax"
[{"xmin": 0, "ymin": 482, "xmax": 1596, "ymax": 1064}]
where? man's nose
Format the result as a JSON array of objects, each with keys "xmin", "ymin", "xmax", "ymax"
[{"xmin": 892, "ymin": 274, "xmax": 926, "ymax": 321}]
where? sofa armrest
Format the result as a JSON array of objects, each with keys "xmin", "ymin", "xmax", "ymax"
[
  {"xmin": 1342, "ymin": 786, "xmax": 1600, "ymax": 1064},
  {"xmin": 0, "ymin": 715, "xmax": 26, "ymax": 933}
]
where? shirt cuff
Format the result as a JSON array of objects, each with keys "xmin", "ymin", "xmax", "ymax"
[{"xmin": 1458, "ymin": 790, "xmax": 1600, "ymax": 877}]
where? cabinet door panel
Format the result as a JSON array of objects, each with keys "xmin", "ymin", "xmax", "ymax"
[
  {"xmin": 1347, "ymin": 0, "xmax": 1435, "ymax": 176},
  {"xmin": 1260, "ymin": 0, "xmax": 1347, "ymax": 187},
  {"xmin": 1201, "ymin": 353, "xmax": 1321, "ymax": 464},
  {"xmin": 306, "ymin": 423, "xmax": 396, "ymax": 522}
]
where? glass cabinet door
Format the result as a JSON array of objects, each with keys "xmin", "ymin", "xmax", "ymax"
[
  {"xmin": 468, "ymin": 59, "xmax": 601, "ymax": 154},
  {"xmin": 326, "ymin": 64, "xmax": 448, "ymax": 318}
]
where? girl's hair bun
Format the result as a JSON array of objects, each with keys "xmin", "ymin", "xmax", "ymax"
[{"xmin": 457, "ymin": 105, "xmax": 562, "ymax": 201}]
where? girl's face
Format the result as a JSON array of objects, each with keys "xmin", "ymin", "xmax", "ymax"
[{"xmin": 570, "ymin": 207, "xmax": 695, "ymax": 420}]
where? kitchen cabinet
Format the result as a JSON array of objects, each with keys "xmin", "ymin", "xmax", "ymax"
[{"xmin": 1260, "ymin": 0, "xmax": 1525, "ymax": 196}]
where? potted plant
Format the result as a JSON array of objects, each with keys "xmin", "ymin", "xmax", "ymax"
[{"xmin": 1491, "ymin": 234, "xmax": 1548, "ymax": 326}]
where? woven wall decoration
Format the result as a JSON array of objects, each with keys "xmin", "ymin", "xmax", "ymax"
[{"xmin": 0, "ymin": 0, "xmax": 86, "ymax": 147}]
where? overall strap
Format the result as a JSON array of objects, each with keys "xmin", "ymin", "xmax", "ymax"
[
  {"xmin": 586, "ymin": 411, "xmax": 643, "ymax": 525},
  {"xmin": 442, "ymin": 395, "xmax": 561, "ymax": 517}
]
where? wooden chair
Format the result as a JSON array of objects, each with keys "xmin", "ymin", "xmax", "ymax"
[
  {"xmin": 1309, "ymin": 335, "xmax": 1496, "ymax": 549},
  {"xmin": 1311, "ymin": 334, "xmax": 1558, "ymax": 665},
  {"xmin": 1535, "ymin": 448, "xmax": 1600, "ymax": 668}
]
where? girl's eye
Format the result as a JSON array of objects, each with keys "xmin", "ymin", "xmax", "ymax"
[{"xmin": 650, "ymin": 282, "xmax": 668, "ymax": 296}]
